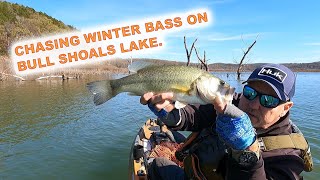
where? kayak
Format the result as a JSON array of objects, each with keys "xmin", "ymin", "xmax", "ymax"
[{"xmin": 128, "ymin": 118, "xmax": 185, "ymax": 180}]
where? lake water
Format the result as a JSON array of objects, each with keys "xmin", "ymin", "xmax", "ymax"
[{"xmin": 0, "ymin": 72, "xmax": 319, "ymax": 180}]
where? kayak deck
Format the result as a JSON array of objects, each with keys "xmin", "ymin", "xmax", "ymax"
[{"xmin": 129, "ymin": 119, "xmax": 185, "ymax": 180}]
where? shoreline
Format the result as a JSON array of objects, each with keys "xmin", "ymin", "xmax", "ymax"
[
  {"xmin": 1, "ymin": 69, "xmax": 319, "ymax": 82},
  {"xmin": 1, "ymin": 57, "xmax": 320, "ymax": 81}
]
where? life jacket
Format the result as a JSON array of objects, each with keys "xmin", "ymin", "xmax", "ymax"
[
  {"xmin": 178, "ymin": 123, "xmax": 313, "ymax": 180},
  {"xmin": 258, "ymin": 133, "xmax": 313, "ymax": 172}
]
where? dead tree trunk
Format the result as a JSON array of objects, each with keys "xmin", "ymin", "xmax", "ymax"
[
  {"xmin": 184, "ymin": 36, "xmax": 197, "ymax": 66},
  {"xmin": 237, "ymin": 40, "xmax": 256, "ymax": 79},
  {"xmin": 128, "ymin": 56, "xmax": 133, "ymax": 74},
  {"xmin": 194, "ymin": 47, "xmax": 209, "ymax": 71}
]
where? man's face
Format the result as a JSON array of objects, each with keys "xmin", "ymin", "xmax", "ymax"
[{"xmin": 238, "ymin": 81, "xmax": 293, "ymax": 129}]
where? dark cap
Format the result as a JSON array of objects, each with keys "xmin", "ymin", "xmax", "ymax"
[{"xmin": 244, "ymin": 64, "xmax": 296, "ymax": 101}]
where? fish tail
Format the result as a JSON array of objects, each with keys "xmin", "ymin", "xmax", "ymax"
[{"xmin": 87, "ymin": 80, "xmax": 115, "ymax": 105}]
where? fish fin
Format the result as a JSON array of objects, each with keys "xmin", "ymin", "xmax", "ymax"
[
  {"xmin": 128, "ymin": 61, "xmax": 156, "ymax": 73},
  {"xmin": 174, "ymin": 101, "xmax": 187, "ymax": 109},
  {"xmin": 171, "ymin": 85, "xmax": 191, "ymax": 94},
  {"xmin": 86, "ymin": 80, "xmax": 115, "ymax": 105},
  {"xmin": 127, "ymin": 92, "xmax": 139, "ymax": 96}
]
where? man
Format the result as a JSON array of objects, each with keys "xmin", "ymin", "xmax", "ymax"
[{"xmin": 140, "ymin": 64, "xmax": 312, "ymax": 179}]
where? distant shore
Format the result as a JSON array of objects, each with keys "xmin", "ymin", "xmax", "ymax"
[{"xmin": 1, "ymin": 57, "xmax": 320, "ymax": 81}]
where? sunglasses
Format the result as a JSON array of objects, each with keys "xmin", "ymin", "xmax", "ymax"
[{"xmin": 243, "ymin": 85, "xmax": 284, "ymax": 108}]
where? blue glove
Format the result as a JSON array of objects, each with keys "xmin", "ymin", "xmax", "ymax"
[
  {"xmin": 148, "ymin": 103, "xmax": 168, "ymax": 118},
  {"xmin": 216, "ymin": 113, "xmax": 256, "ymax": 150}
]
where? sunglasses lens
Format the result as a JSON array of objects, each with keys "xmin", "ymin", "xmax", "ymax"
[
  {"xmin": 243, "ymin": 85, "xmax": 257, "ymax": 100},
  {"xmin": 243, "ymin": 85, "xmax": 282, "ymax": 108},
  {"xmin": 260, "ymin": 95, "xmax": 280, "ymax": 108}
]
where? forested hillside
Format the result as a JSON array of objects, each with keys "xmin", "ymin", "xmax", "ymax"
[{"xmin": 0, "ymin": 1, "xmax": 75, "ymax": 55}]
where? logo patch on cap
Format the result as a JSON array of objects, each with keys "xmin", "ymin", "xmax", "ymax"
[{"xmin": 258, "ymin": 67, "xmax": 287, "ymax": 82}]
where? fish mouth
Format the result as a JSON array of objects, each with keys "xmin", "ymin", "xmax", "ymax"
[
  {"xmin": 228, "ymin": 87, "xmax": 235, "ymax": 96},
  {"xmin": 222, "ymin": 87, "xmax": 236, "ymax": 103}
]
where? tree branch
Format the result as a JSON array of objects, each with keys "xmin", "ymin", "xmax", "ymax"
[
  {"xmin": 184, "ymin": 36, "xmax": 197, "ymax": 66},
  {"xmin": 237, "ymin": 40, "xmax": 257, "ymax": 79},
  {"xmin": 194, "ymin": 47, "xmax": 209, "ymax": 71}
]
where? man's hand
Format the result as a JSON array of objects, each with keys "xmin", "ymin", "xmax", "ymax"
[
  {"xmin": 213, "ymin": 99, "xmax": 256, "ymax": 150},
  {"xmin": 140, "ymin": 92, "xmax": 175, "ymax": 117},
  {"xmin": 216, "ymin": 112, "xmax": 256, "ymax": 150},
  {"xmin": 212, "ymin": 95, "xmax": 227, "ymax": 114}
]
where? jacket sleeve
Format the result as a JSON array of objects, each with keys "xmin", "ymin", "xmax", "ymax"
[
  {"xmin": 160, "ymin": 104, "xmax": 217, "ymax": 131},
  {"xmin": 226, "ymin": 149, "xmax": 304, "ymax": 180},
  {"xmin": 160, "ymin": 95, "xmax": 241, "ymax": 131}
]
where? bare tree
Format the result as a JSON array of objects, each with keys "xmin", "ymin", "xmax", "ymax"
[
  {"xmin": 127, "ymin": 56, "xmax": 133, "ymax": 74},
  {"xmin": 184, "ymin": 36, "xmax": 197, "ymax": 66},
  {"xmin": 237, "ymin": 39, "xmax": 257, "ymax": 79},
  {"xmin": 128, "ymin": 56, "xmax": 133, "ymax": 65},
  {"xmin": 194, "ymin": 47, "xmax": 209, "ymax": 71}
]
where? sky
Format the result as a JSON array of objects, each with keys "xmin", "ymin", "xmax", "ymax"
[{"xmin": 7, "ymin": 0, "xmax": 320, "ymax": 64}]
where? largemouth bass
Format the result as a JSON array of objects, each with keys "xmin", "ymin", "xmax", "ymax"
[{"xmin": 87, "ymin": 61, "xmax": 235, "ymax": 107}]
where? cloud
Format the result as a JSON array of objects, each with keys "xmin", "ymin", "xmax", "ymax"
[
  {"xmin": 165, "ymin": 52, "xmax": 186, "ymax": 56},
  {"xmin": 166, "ymin": 31, "xmax": 200, "ymax": 39},
  {"xmin": 310, "ymin": 50, "xmax": 320, "ymax": 54},
  {"xmin": 252, "ymin": 56, "xmax": 320, "ymax": 64},
  {"xmin": 303, "ymin": 42, "xmax": 320, "ymax": 46},
  {"xmin": 167, "ymin": 32, "xmax": 263, "ymax": 46},
  {"xmin": 208, "ymin": 33, "xmax": 260, "ymax": 41},
  {"xmin": 199, "ymin": 0, "xmax": 234, "ymax": 5}
]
